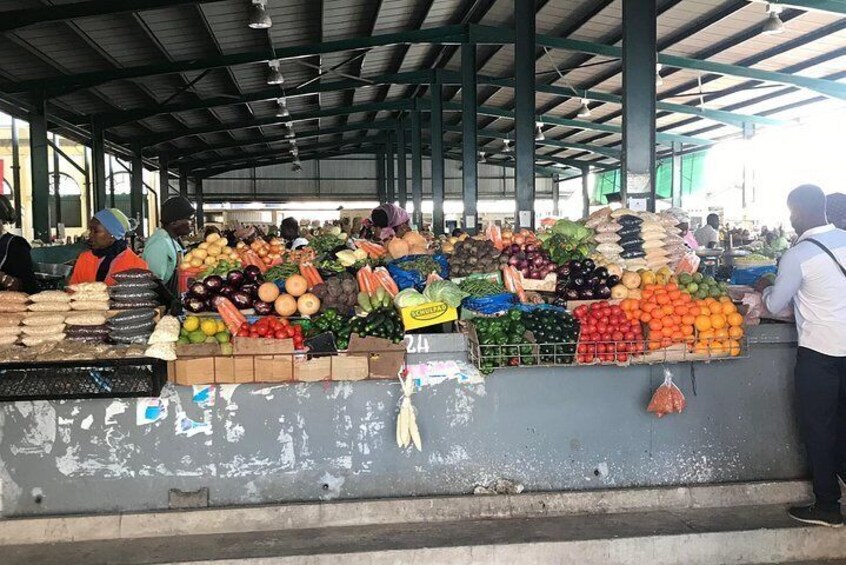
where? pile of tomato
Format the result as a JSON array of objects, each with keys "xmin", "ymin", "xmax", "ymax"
[
  {"xmin": 236, "ymin": 316, "xmax": 305, "ymax": 350},
  {"xmin": 572, "ymin": 302, "xmax": 645, "ymax": 364}
]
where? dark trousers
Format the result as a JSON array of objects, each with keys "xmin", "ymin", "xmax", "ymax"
[{"xmin": 794, "ymin": 347, "xmax": 846, "ymax": 510}]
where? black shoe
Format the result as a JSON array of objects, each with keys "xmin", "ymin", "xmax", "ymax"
[{"xmin": 788, "ymin": 504, "xmax": 843, "ymax": 528}]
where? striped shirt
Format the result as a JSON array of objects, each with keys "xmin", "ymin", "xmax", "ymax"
[{"xmin": 763, "ymin": 224, "xmax": 846, "ymax": 356}]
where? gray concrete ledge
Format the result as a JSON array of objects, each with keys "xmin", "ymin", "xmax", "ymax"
[{"xmin": 0, "ymin": 480, "xmax": 811, "ymax": 546}]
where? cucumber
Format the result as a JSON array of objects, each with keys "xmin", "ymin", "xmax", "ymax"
[{"xmin": 357, "ymin": 292, "xmax": 373, "ymax": 312}]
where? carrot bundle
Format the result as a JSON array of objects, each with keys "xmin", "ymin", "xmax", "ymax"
[
  {"xmin": 373, "ymin": 267, "xmax": 400, "ymax": 297},
  {"xmin": 299, "ymin": 263, "xmax": 323, "ymax": 290},
  {"xmin": 353, "ymin": 239, "xmax": 387, "ymax": 259},
  {"xmin": 215, "ymin": 297, "xmax": 248, "ymax": 333},
  {"xmin": 502, "ymin": 265, "xmax": 528, "ymax": 304}
]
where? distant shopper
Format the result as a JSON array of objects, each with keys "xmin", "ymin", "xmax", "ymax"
[
  {"xmin": 758, "ymin": 184, "xmax": 846, "ymax": 528},
  {"xmin": 367, "ymin": 203, "xmax": 411, "ymax": 242},
  {"xmin": 143, "ymin": 196, "xmax": 194, "ymax": 292},
  {"xmin": 0, "ymin": 195, "xmax": 38, "ymax": 293},
  {"xmin": 825, "ymin": 193, "xmax": 846, "ymax": 230},
  {"xmin": 666, "ymin": 207, "xmax": 698, "ymax": 250},
  {"xmin": 694, "ymin": 213, "xmax": 720, "ymax": 248},
  {"xmin": 280, "ymin": 217, "xmax": 309, "ymax": 250},
  {"xmin": 69, "ymin": 209, "xmax": 148, "ymax": 286}
]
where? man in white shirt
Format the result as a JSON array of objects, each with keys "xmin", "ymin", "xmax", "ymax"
[
  {"xmin": 694, "ymin": 213, "xmax": 721, "ymax": 248},
  {"xmin": 759, "ymin": 184, "xmax": 846, "ymax": 528}
]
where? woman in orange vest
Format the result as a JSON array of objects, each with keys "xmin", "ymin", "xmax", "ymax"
[{"xmin": 69, "ymin": 209, "xmax": 148, "ymax": 286}]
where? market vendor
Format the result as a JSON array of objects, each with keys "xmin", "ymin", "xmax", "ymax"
[
  {"xmin": 365, "ymin": 203, "xmax": 411, "ymax": 242},
  {"xmin": 0, "ymin": 195, "xmax": 38, "ymax": 294},
  {"xmin": 666, "ymin": 207, "xmax": 698, "ymax": 250},
  {"xmin": 143, "ymin": 196, "xmax": 194, "ymax": 292},
  {"xmin": 280, "ymin": 217, "xmax": 309, "ymax": 250},
  {"xmin": 69, "ymin": 209, "xmax": 148, "ymax": 286},
  {"xmin": 694, "ymin": 213, "xmax": 721, "ymax": 248},
  {"xmin": 825, "ymin": 192, "xmax": 846, "ymax": 230},
  {"xmin": 756, "ymin": 184, "xmax": 846, "ymax": 528}
]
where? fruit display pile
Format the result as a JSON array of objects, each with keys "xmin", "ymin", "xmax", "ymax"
[
  {"xmin": 520, "ymin": 308, "xmax": 579, "ymax": 365},
  {"xmin": 178, "ymin": 315, "xmax": 233, "ymax": 353},
  {"xmin": 236, "ymin": 316, "xmax": 305, "ymax": 350},
  {"xmin": 573, "ymin": 302, "xmax": 644, "ymax": 364},
  {"xmin": 447, "ymin": 239, "xmax": 507, "ymax": 277},
  {"xmin": 554, "ymin": 259, "xmax": 620, "ymax": 301},
  {"xmin": 677, "ymin": 272, "xmax": 728, "ymax": 300},
  {"xmin": 183, "ymin": 265, "xmax": 265, "ymax": 313},
  {"xmin": 350, "ymin": 307, "xmax": 404, "ymax": 343},
  {"xmin": 307, "ymin": 309, "xmax": 352, "ymax": 351}
]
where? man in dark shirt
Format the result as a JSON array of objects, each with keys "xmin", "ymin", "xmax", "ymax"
[{"xmin": 0, "ymin": 195, "xmax": 38, "ymax": 294}]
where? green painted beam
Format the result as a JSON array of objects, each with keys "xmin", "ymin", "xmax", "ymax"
[
  {"xmin": 137, "ymin": 100, "xmax": 412, "ymax": 148},
  {"xmin": 534, "ymin": 30, "xmax": 846, "ymax": 101},
  {"xmin": 169, "ymin": 120, "xmax": 396, "ymax": 161},
  {"xmin": 95, "ymin": 71, "xmax": 433, "ymax": 129},
  {"xmin": 758, "ymin": 0, "xmax": 846, "ymax": 16},
  {"xmin": 0, "ymin": 26, "xmax": 465, "ymax": 96},
  {"xmin": 442, "ymin": 124, "xmax": 620, "ymax": 160},
  {"xmin": 434, "ymin": 100, "xmax": 713, "ymax": 146},
  {"xmin": 0, "ymin": 0, "xmax": 226, "ymax": 32}
]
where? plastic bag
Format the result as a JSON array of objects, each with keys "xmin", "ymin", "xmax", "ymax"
[
  {"xmin": 674, "ymin": 251, "xmax": 701, "ymax": 275},
  {"xmin": 647, "ymin": 368, "xmax": 686, "ymax": 418},
  {"xmin": 462, "ymin": 292, "xmax": 516, "ymax": 315},
  {"xmin": 388, "ymin": 254, "xmax": 449, "ymax": 292},
  {"xmin": 486, "ymin": 223, "xmax": 503, "ymax": 250},
  {"xmin": 594, "ymin": 232, "xmax": 621, "ymax": 244}
]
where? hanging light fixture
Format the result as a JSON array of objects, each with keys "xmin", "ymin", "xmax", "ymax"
[
  {"xmin": 502, "ymin": 138, "xmax": 513, "ymax": 154},
  {"xmin": 276, "ymin": 99, "xmax": 290, "ymax": 118},
  {"xmin": 267, "ymin": 60, "xmax": 284, "ymax": 85},
  {"xmin": 535, "ymin": 125, "xmax": 545, "ymax": 141},
  {"xmin": 577, "ymin": 99, "xmax": 591, "ymax": 118},
  {"xmin": 761, "ymin": 3, "xmax": 785, "ymax": 35},
  {"xmin": 248, "ymin": 0, "xmax": 272, "ymax": 29},
  {"xmin": 655, "ymin": 63, "xmax": 664, "ymax": 87},
  {"xmin": 291, "ymin": 147, "xmax": 299, "ymax": 157},
  {"xmin": 477, "ymin": 151, "xmax": 486, "ymax": 163}
]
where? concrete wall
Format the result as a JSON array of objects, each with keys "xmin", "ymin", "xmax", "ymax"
[{"xmin": 0, "ymin": 325, "xmax": 804, "ymax": 517}]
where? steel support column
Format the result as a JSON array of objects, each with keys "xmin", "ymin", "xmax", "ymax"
[
  {"xmin": 386, "ymin": 132, "xmax": 395, "ymax": 204},
  {"xmin": 131, "ymin": 151, "xmax": 145, "ymax": 235},
  {"xmin": 581, "ymin": 167, "xmax": 590, "ymax": 219},
  {"xmin": 10, "ymin": 118, "xmax": 22, "ymax": 228},
  {"xmin": 671, "ymin": 142, "xmax": 682, "ymax": 208},
  {"xmin": 83, "ymin": 147, "xmax": 92, "ymax": 222},
  {"xmin": 431, "ymin": 81, "xmax": 445, "ymax": 236},
  {"xmin": 742, "ymin": 122, "xmax": 755, "ymax": 209},
  {"xmin": 376, "ymin": 151, "xmax": 386, "ymax": 204},
  {"xmin": 159, "ymin": 157, "xmax": 170, "ymax": 198},
  {"xmin": 410, "ymin": 110, "xmax": 423, "ymax": 229},
  {"xmin": 514, "ymin": 0, "xmax": 536, "ymax": 229},
  {"xmin": 51, "ymin": 133, "xmax": 61, "ymax": 233},
  {"xmin": 179, "ymin": 167, "xmax": 188, "ymax": 198},
  {"xmin": 461, "ymin": 43, "xmax": 479, "ymax": 234},
  {"xmin": 552, "ymin": 173, "xmax": 560, "ymax": 217},
  {"xmin": 91, "ymin": 125, "xmax": 107, "ymax": 212},
  {"xmin": 29, "ymin": 101, "xmax": 50, "ymax": 242},
  {"xmin": 396, "ymin": 117, "xmax": 407, "ymax": 210},
  {"xmin": 621, "ymin": 0, "xmax": 657, "ymax": 211},
  {"xmin": 108, "ymin": 156, "xmax": 116, "ymax": 208},
  {"xmin": 195, "ymin": 178, "xmax": 204, "ymax": 229}
]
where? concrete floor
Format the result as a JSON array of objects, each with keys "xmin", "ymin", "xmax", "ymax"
[{"xmin": 3, "ymin": 504, "xmax": 845, "ymax": 565}]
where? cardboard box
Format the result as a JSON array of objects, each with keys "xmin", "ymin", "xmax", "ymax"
[
  {"xmin": 214, "ymin": 357, "xmax": 236, "ymax": 383},
  {"xmin": 232, "ymin": 356, "xmax": 255, "ymax": 383},
  {"xmin": 399, "ymin": 301, "xmax": 457, "ymax": 331},
  {"xmin": 294, "ymin": 355, "xmax": 332, "ymax": 382},
  {"xmin": 174, "ymin": 357, "xmax": 215, "ymax": 386},
  {"xmin": 331, "ymin": 354, "xmax": 370, "ymax": 381},
  {"xmin": 254, "ymin": 355, "xmax": 293, "ymax": 383},
  {"xmin": 520, "ymin": 273, "xmax": 557, "ymax": 292},
  {"xmin": 348, "ymin": 335, "xmax": 406, "ymax": 379},
  {"xmin": 176, "ymin": 342, "xmax": 221, "ymax": 358},
  {"xmin": 233, "ymin": 337, "xmax": 295, "ymax": 356}
]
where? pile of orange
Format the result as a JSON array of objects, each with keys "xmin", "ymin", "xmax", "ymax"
[
  {"xmin": 620, "ymin": 283, "xmax": 695, "ymax": 351},
  {"xmin": 690, "ymin": 296, "xmax": 743, "ymax": 357}
]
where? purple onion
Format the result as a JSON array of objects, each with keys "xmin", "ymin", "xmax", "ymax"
[
  {"xmin": 508, "ymin": 256, "xmax": 520, "ymax": 266},
  {"xmin": 526, "ymin": 244, "xmax": 537, "ymax": 253},
  {"xmin": 511, "ymin": 244, "xmax": 521, "ymax": 254}
]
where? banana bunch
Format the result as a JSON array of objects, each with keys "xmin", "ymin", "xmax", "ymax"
[{"xmin": 396, "ymin": 371, "xmax": 422, "ymax": 451}]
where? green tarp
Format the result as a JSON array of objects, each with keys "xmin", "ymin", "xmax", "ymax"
[{"xmin": 593, "ymin": 150, "xmax": 708, "ymax": 205}]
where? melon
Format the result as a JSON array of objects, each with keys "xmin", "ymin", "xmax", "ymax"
[
  {"xmin": 402, "ymin": 231, "xmax": 427, "ymax": 249},
  {"xmin": 284, "ymin": 274, "xmax": 308, "ymax": 297},
  {"xmin": 274, "ymin": 294, "xmax": 297, "ymax": 317},
  {"xmin": 257, "ymin": 282, "xmax": 280, "ymax": 303},
  {"xmin": 387, "ymin": 238, "xmax": 409, "ymax": 259},
  {"xmin": 297, "ymin": 293, "xmax": 321, "ymax": 316}
]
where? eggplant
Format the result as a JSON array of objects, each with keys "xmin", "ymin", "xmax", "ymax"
[
  {"xmin": 243, "ymin": 265, "xmax": 262, "ymax": 282},
  {"xmin": 606, "ymin": 275, "xmax": 621, "ymax": 288},
  {"xmin": 189, "ymin": 282, "xmax": 208, "ymax": 299},
  {"xmin": 226, "ymin": 270, "xmax": 245, "ymax": 288},
  {"xmin": 597, "ymin": 277, "xmax": 607, "ymax": 287},
  {"xmin": 594, "ymin": 267, "xmax": 609, "ymax": 279},
  {"xmin": 564, "ymin": 288, "xmax": 580, "ymax": 300},
  {"xmin": 567, "ymin": 260, "xmax": 583, "ymax": 272},
  {"xmin": 253, "ymin": 300, "xmax": 274, "ymax": 316},
  {"xmin": 230, "ymin": 291, "xmax": 252, "ymax": 310},
  {"xmin": 571, "ymin": 277, "xmax": 585, "ymax": 289},
  {"xmin": 203, "ymin": 275, "xmax": 224, "ymax": 293},
  {"xmin": 557, "ymin": 265, "xmax": 571, "ymax": 278},
  {"xmin": 580, "ymin": 289, "xmax": 595, "ymax": 300},
  {"xmin": 219, "ymin": 284, "xmax": 235, "ymax": 298},
  {"xmin": 596, "ymin": 286, "xmax": 612, "ymax": 299},
  {"xmin": 184, "ymin": 296, "xmax": 206, "ymax": 313},
  {"xmin": 240, "ymin": 282, "xmax": 259, "ymax": 298},
  {"xmin": 582, "ymin": 259, "xmax": 595, "ymax": 271},
  {"xmin": 585, "ymin": 275, "xmax": 599, "ymax": 289}
]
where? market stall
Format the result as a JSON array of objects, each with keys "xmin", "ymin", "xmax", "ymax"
[{"xmin": 0, "ymin": 207, "xmax": 802, "ymax": 517}]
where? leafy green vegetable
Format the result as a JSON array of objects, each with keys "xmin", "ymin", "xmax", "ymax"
[
  {"xmin": 309, "ymin": 234, "xmax": 344, "ymax": 254},
  {"xmin": 397, "ymin": 256, "xmax": 440, "ymax": 276},
  {"xmin": 542, "ymin": 219, "xmax": 594, "ymax": 265},
  {"xmin": 459, "ymin": 278, "xmax": 505, "ymax": 297},
  {"xmin": 264, "ymin": 263, "xmax": 300, "ymax": 281},
  {"xmin": 394, "ymin": 288, "xmax": 429, "ymax": 308},
  {"xmin": 423, "ymin": 280, "xmax": 468, "ymax": 308}
]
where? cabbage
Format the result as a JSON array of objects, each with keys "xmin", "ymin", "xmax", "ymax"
[
  {"xmin": 423, "ymin": 280, "xmax": 468, "ymax": 308},
  {"xmin": 394, "ymin": 288, "xmax": 428, "ymax": 308}
]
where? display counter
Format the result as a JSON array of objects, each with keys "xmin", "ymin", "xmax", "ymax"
[{"xmin": 0, "ymin": 324, "xmax": 805, "ymax": 518}]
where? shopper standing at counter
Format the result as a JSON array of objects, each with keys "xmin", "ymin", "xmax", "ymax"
[
  {"xmin": 143, "ymin": 196, "xmax": 195, "ymax": 293},
  {"xmin": 280, "ymin": 217, "xmax": 309, "ymax": 250},
  {"xmin": 365, "ymin": 203, "xmax": 411, "ymax": 242},
  {"xmin": 69, "ymin": 209, "xmax": 148, "ymax": 286},
  {"xmin": 758, "ymin": 184, "xmax": 846, "ymax": 528},
  {"xmin": 0, "ymin": 195, "xmax": 38, "ymax": 294},
  {"xmin": 694, "ymin": 213, "xmax": 721, "ymax": 248}
]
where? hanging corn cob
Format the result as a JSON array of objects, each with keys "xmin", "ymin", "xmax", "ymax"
[{"xmin": 396, "ymin": 369, "xmax": 421, "ymax": 451}]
